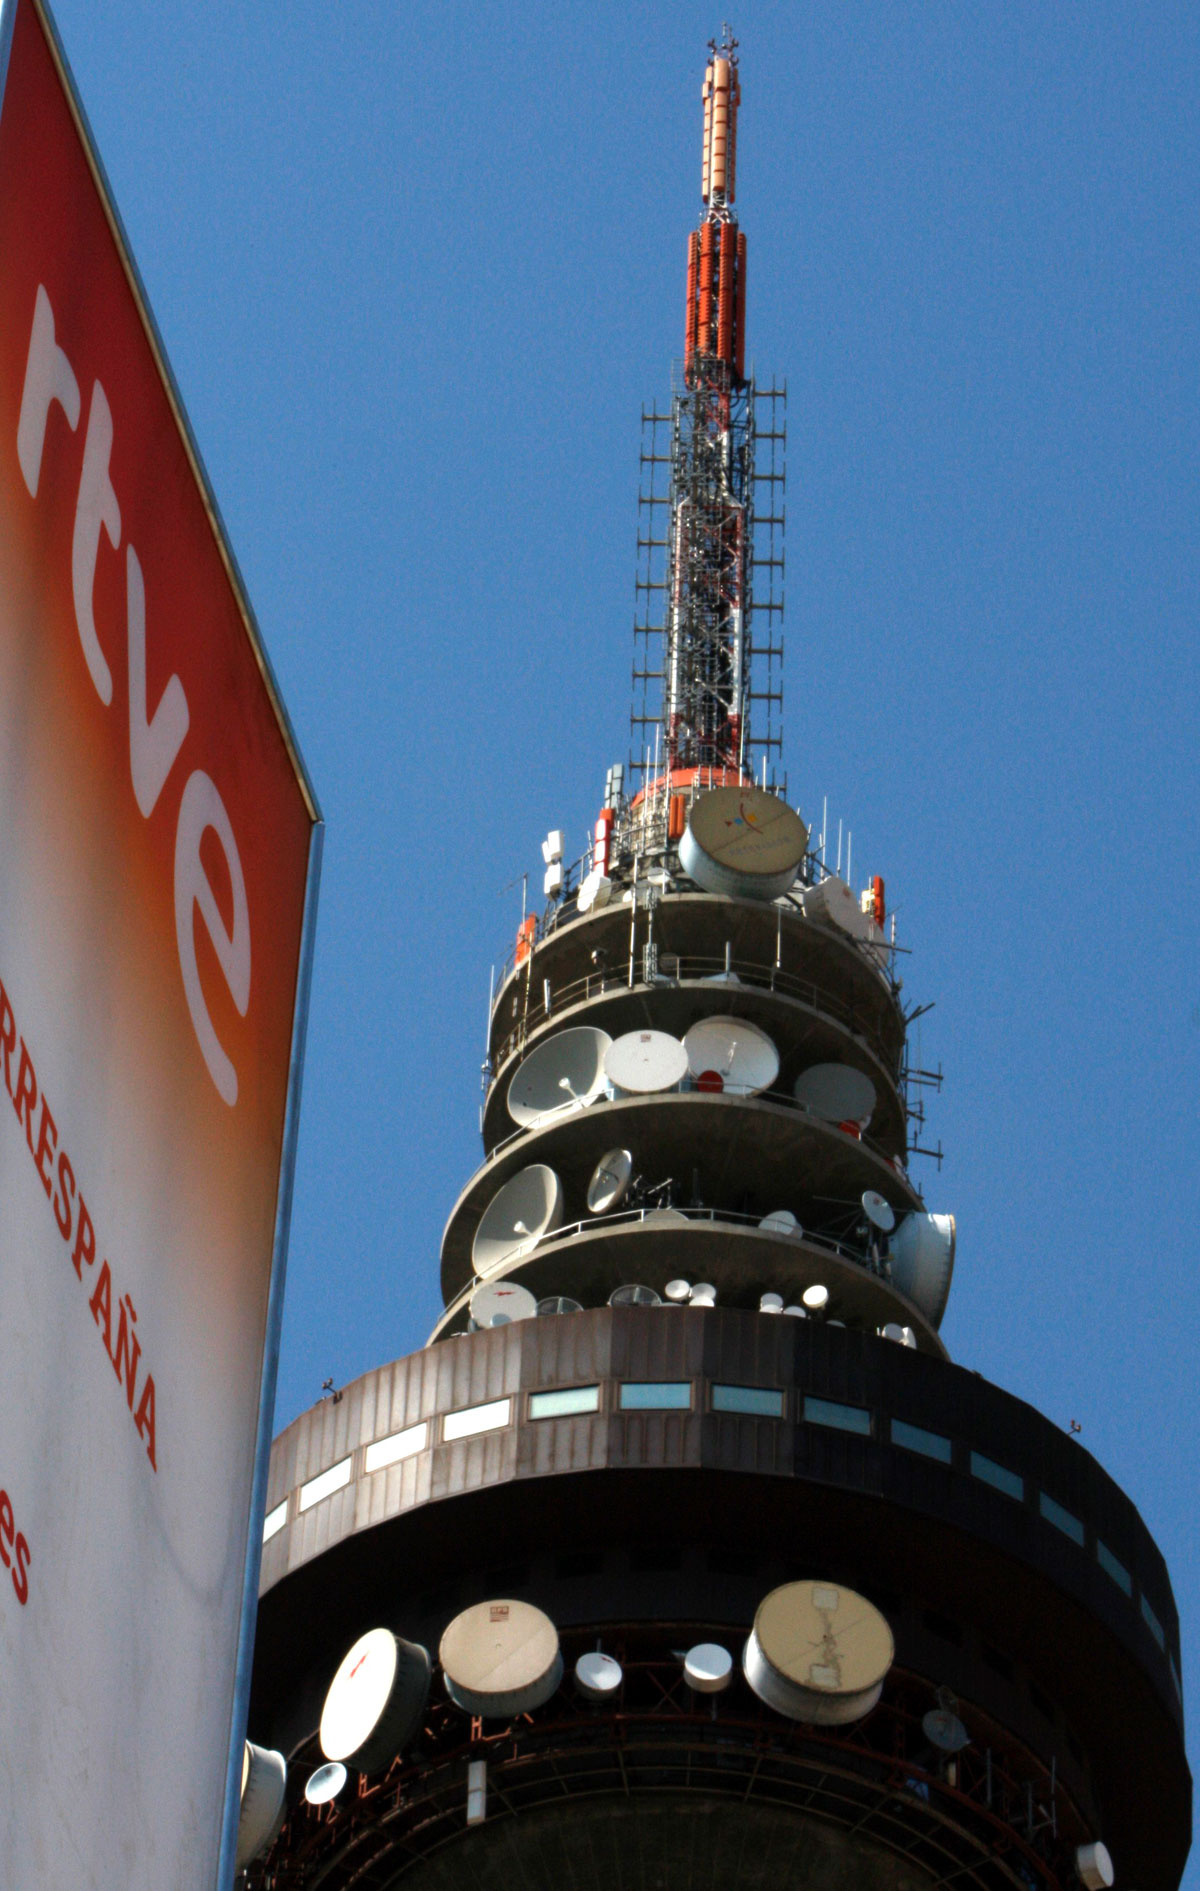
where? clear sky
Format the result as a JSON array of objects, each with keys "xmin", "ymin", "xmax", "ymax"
[{"xmin": 46, "ymin": 0, "xmax": 1199, "ymax": 1861}]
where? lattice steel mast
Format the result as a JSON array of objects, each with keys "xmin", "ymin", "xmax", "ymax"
[{"xmin": 634, "ymin": 29, "xmax": 785, "ymax": 788}]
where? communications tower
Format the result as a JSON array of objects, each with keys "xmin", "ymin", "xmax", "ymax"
[{"xmin": 239, "ymin": 35, "xmax": 1190, "ymax": 1891}]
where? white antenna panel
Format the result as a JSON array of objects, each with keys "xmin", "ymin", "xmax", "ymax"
[
  {"xmin": 889, "ymin": 1212, "xmax": 956, "ymax": 1327},
  {"xmin": 793, "ymin": 1063, "xmax": 876, "ymax": 1125},
  {"xmin": 508, "ymin": 1027, "xmax": 613, "ymax": 1127},
  {"xmin": 683, "ymin": 1015, "xmax": 779, "ymax": 1096},
  {"xmin": 587, "ymin": 1147, "xmax": 633, "ymax": 1214},
  {"xmin": 470, "ymin": 1280, "xmax": 539, "ymax": 1328},
  {"xmin": 472, "ymin": 1165, "xmax": 564, "ymax": 1278},
  {"xmin": 577, "ymin": 869, "xmax": 613, "ymax": 913},
  {"xmin": 605, "ymin": 1029, "xmax": 689, "ymax": 1095},
  {"xmin": 800, "ymin": 874, "xmax": 871, "ymax": 941}
]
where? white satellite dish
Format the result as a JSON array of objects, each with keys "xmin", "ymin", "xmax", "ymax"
[
  {"xmin": 759, "ymin": 1292, "xmax": 784, "ymax": 1314},
  {"xmin": 759, "ymin": 1209, "xmax": 800, "ymax": 1237},
  {"xmin": 236, "ymin": 1743, "xmax": 287, "ymax": 1871},
  {"xmin": 605, "ymin": 1029, "xmax": 689, "ymax": 1096},
  {"xmin": 303, "ymin": 1761, "xmax": 347, "ymax": 1806},
  {"xmin": 782, "ymin": 1305, "xmax": 807, "ymax": 1319},
  {"xmin": 923, "ymin": 1707, "xmax": 970, "ymax": 1753},
  {"xmin": 862, "ymin": 1190, "xmax": 896, "ymax": 1233},
  {"xmin": 537, "ymin": 1295, "xmax": 583, "ymax": 1316},
  {"xmin": 608, "ymin": 1284, "xmax": 662, "ymax": 1307},
  {"xmin": 472, "ymin": 1166, "xmax": 564, "ymax": 1278},
  {"xmin": 508, "ymin": 1027, "xmax": 613, "ymax": 1127},
  {"xmin": 470, "ymin": 1280, "xmax": 539, "ymax": 1328},
  {"xmin": 1076, "ymin": 1844, "xmax": 1114, "ymax": 1891},
  {"xmin": 684, "ymin": 1643, "xmax": 734, "ymax": 1693},
  {"xmin": 683, "ymin": 1015, "xmax": 779, "ymax": 1096},
  {"xmin": 800, "ymin": 874, "xmax": 871, "ymax": 941},
  {"xmin": 689, "ymin": 1282, "xmax": 717, "ymax": 1307},
  {"xmin": 440, "ymin": 1600, "xmax": 562, "ymax": 1719},
  {"xmin": 744, "ymin": 1581, "xmax": 894, "ymax": 1725},
  {"xmin": 642, "ymin": 1206, "xmax": 687, "ymax": 1225},
  {"xmin": 793, "ymin": 1063, "xmax": 877, "ymax": 1125},
  {"xmin": 801, "ymin": 1283, "xmax": 829, "ymax": 1313},
  {"xmin": 587, "ymin": 1148, "xmax": 633, "ymax": 1214},
  {"xmin": 889, "ymin": 1212, "xmax": 956, "ymax": 1327},
  {"xmin": 574, "ymin": 1651, "xmax": 623, "ymax": 1700},
  {"xmin": 319, "ymin": 1628, "xmax": 432, "ymax": 1773},
  {"xmin": 679, "ymin": 787, "xmax": 808, "ymax": 900},
  {"xmin": 664, "ymin": 1279, "xmax": 692, "ymax": 1303}
]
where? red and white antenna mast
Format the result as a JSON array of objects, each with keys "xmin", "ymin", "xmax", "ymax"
[{"xmin": 633, "ymin": 30, "xmax": 785, "ymax": 793}]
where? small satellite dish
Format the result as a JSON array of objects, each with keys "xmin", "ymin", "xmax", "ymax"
[
  {"xmin": 793, "ymin": 1063, "xmax": 877, "ymax": 1125},
  {"xmin": 605, "ymin": 1029, "xmax": 689, "ymax": 1095},
  {"xmin": 440, "ymin": 1600, "xmax": 562, "ymax": 1718},
  {"xmin": 470, "ymin": 1280, "xmax": 539, "ymax": 1329},
  {"xmin": 689, "ymin": 1282, "xmax": 717, "ymax": 1307},
  {"xmin": 759, "ymin": 1292, "xmax": 784, "ymax": 1314},
  {"xmin": 800, "ymin": 874, "xmax": 871, "ymax": 941},
  {"xmin": 683, "ymin": 1016, "xmax": 779, "ymax": 1096},
  {"xmin": 758, "ymin": 1209, "xmax": 800, "ymax": 1237},
  {"xmin": 684, "ymin": 1643, "xmax": 734, "ymax": 1693},
  {"xmin": 319, "ymin": 1628, "xmax": 432, "ymax": 1773},
  {"xmin": 880, "ymin": 1322, "xmax": 906, "ymax": 1344},
  {"xmin": 304, "ymin": 1762, "xmax": 347, "ymax": 1806},
  {"xmin": 862, "ymin": 1190, "xmax": 896, "ymax": 1233},
  {"xmin": 1076, "ymin": 1843, "xmax": 1115, "ymax": 1891},
  {"xmin": 587, "ymin": 1148, "xmax": 633, "ymax": 1214},
  {"xmin": 472, "ymin": 1166, "xmax": 564, "ymax": 1277},
  {"xmin": 801, "ymin": 1283, "xmax": 829, "ymax": 1313},
  {"xmin": 574, "ymin": 1651, "xmax": 623, "ymax": 1699},
  {"xmin": 923, "ymin": 1707, "xmax": 970, "ymax": 1754},
  {"xmin": 236, "ymin": 1743, "xmax": 287, "ymax": 1871},
  {"xmin": 744, "ymin": 1581, "xmax": 894, "ymax": 1725},
  {"xmin": 782, "ymin": 1305, "xmax": 807, "ymax": 1318},
  {"xmin": 537, "ymin": 1295, "xmax": 583, "ymax": 1316},
  {"xmin": 889, "ymin": 1212, "xmax": 956, "ymax": 1327},
  {"xmin": 508, "ymin": 1026, "xmax": 613, "ymax": 1127},
  {"xmin": 608, "ymin": 1284, "xmax": 662, "ymax": 1307},
  {"xmin": 664, "ymin": 1279, "xmax": 692, "ymax": 1303},
  {"xmin": 679, "ymin": 787, "xmax": 808, "ymax": 900}
]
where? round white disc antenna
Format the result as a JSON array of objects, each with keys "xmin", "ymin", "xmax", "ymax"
[
  {"xmin": 744, "ymin": 1581, "xmax": 894, "ymax": 1725},
  {"xmin": 683, "ymin": 1015, "xmax": 779, "ymax": 1096},
  {"xmin": 507, "ymin": 1027, "xmax": 613, "ymax": 1127},
  {"xmin": 608, "ymin": 1284, "xmax": 662, "ymax": 1307},
  {"xmin": 801, "ymin": 1283, "xmax": 829, "ymax": 1313},
  {"xmin": 923, "ymin": 1707, "xmax": 970, "ymax": 1753},
  {"xmin": 793, "ymin": 1063, "xmax": 877, "ymax": 1125},
  {"xmin": 236, "ymin": 1743, "xmax": 287, "ymax": 1872},
  {"xmin": 440, "ymin": 1600, "xmax": 563, "ymax": 1719},
  {"xmin": 537, "ymin": 1295, "xmax": 583, "ymax": 1316},
  {"xmin": 759, "ymin": 1209, "xmax": 800, "ymax": 1237},
  {"xmin": 304, "ymin": 1762, "xmax": 347, "ymax": 1807},
  {"xmin": 862, "ymin": 1190, "xmax": 896, "ymax": 1233},
  {"xmin": 587, "ymin": 1148, "xmax": 633, "ymax": 1214},
  {"xmin": 605, "ymin": 1030, "xmax": 689, "ymax": 1095},
  {"xmin": 680, "ymin": 787, "xmax": 808, "ymax": 900},
  {"xmin": 319, "ymin": 1628, "xmax": 432, "ymax": 1774},
  {"xmin": 684, "ymin": 1643, "xmax": 734, "ymax": 1693},
  {"xmin": 889, "ymin": 1212, "xmax": 956, "ymax": 1327},
  {"xmin": 574, "ymin": 1651, "xmax": 623, "ymax": 1700},
  {"xmin": 470, "ymin": 1280, "xmax": 539, "ymax": 1328},
  {"xmin": 472, "ymin": 1165, "xmax": 564, "ymax": 1278}
]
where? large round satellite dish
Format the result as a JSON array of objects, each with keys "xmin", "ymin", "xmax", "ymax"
[
  {"xmin": 889, "ymin": 1212, "xmax": 956, "ymax": 1327},
  {"xmin": 319, "ymin": 1628, "xmax": 432, "ymax": 1773},
  {"xmin": 235, "ymin": 1743, "xmax": 287, "ymax": 1871},
  {"xmin": 800, "ymin": 874, "xmax": 871, "ymax": 941},
  {"xmin": 744, "ymin": 1581, "xmax": 893, "ymax": 1725},
  {"xmin": 793, "ymin": 1063, "xmax": 877, "ymax": 1125},
  {"xmin": 537, "ymin": 1295, "xmax": 583, "ymax": 1316},
  {"xmin": 679, "ymin": 787, "xmax": 808, "ymax": 900},
  {"xmin": 472, "ymin": 1166, "xmax": 563, "ymax": 1278},
  {"xmin": 587, "ymin": 1148, "xmax": 633, "ymax": 1214},
  {"xmin": 684, "ymin": 1643, "xmax": 733, "ymax": 1693},
  {"xmin": 862, "ymin": 1190, "xmax": 896, "ymax": 1233},
  {"xmin": 507, "ymin": 1027, "xmax": 613, "ymax": 1127},
  {"xmin": 683, "ymin": 1015, "xmax": 779, "ymax": 1096},
  {"xmin": 605, "ymin": 1030, "xmax": 689, "ymax": 1095},
  {"xmin": 470, "ymin": 1279, "xmax": 539, "ymax": 1328},
  {"xmin": 440, "ymin": 1600, "xmax": 562, "ymax": 1718},
  {"xmin": 923, "ymin": 1707, "xmax": 970, "ymax": 1753},
  {"xmin": 1076, "ymin": 1844, "xmax": 1114, "ymax": 1891}
]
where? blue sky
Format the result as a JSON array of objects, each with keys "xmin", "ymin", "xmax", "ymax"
[{"xmin": 46, "ymin": 0, "xmax": 1199, "ymax": 1856}]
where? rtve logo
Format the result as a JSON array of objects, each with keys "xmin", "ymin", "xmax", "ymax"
[{"xmin": 16, "ymin": 285, "xmax": 250, "ymax": 1107}]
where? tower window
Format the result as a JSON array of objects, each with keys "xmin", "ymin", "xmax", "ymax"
[
  {"xmin": 713, "ymin": 1383, "xmax": 785, "ymax": 1417},
  {"xmin": 970, "ymin": 1452, "xmax": 1023, "ymax": 1501},
  {"xmin": 890, "ymin": 1418, "xmax": 952, "ymax": 1463},
  {"xmin": 803, "ymin": 1396, "xmax": 872, "ymax": 1436},
  {"xmin": 529, "ymin": 1385, "xmax": 601, "ymax": 1419},
  {"xmin": 619, "ymin": 1382, "xmax": 692, "ymax": 1411}
]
